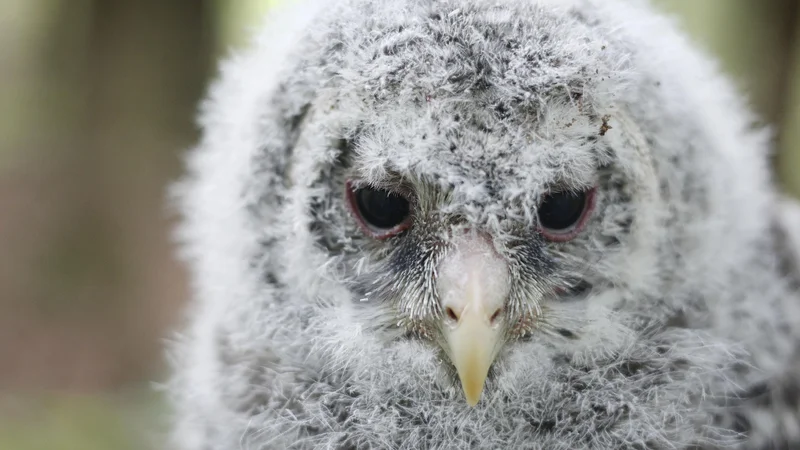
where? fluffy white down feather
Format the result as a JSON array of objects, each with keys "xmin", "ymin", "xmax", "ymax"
[{"xmin": 167, "ymin": 0, "xmax": 800, "ymax": 448}]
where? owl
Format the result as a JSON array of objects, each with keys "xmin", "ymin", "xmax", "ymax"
[{"xmin": 167, "ymin": 0, "xmax": 800, "ymax": 448}]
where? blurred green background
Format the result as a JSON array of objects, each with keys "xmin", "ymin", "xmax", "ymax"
[{"xmin": 0, "ymin": 1, "xmax": 797, "ymax": 448}]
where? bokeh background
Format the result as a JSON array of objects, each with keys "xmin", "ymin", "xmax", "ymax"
[{"xmin": 0, "ymin": 1, "xmax": 798, "ymax": 448}]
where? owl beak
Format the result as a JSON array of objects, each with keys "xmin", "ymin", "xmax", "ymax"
[
  {"xmin": 437, "ymin": 234, "xmax": 509, "ymax": 407},
  {"xmin": 441, "ymin": 296, "xmax": 504, "ymax": 406}
]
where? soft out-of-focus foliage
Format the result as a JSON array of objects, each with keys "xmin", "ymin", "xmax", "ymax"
[
  {"xmin": 0, "ymin": 390, "xmax": 164, "ymax": 450},
  {"xmin": 0, "ymin": 1, "xmax": 796, "ymax": 448},
  {"xmin": 212, "ymin": 0, "xmax": 283, "ymax": 54},
  {"xmin": 780, "ymin": 7, "xmax": 800, "ymax": 196},
  {"xmin": 654, "ymin": 0, "xmax": 800, "ymax": 195}
]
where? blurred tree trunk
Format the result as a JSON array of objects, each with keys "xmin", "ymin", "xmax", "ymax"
[{"xmin": 0, "ymin": 0, "xmax": 213, "ymax": 390}]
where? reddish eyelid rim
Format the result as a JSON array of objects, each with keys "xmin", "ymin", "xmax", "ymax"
[
  {"xmin": 345, "ymin": 179, "xmax": 414, "ymax": 240},
  {"xmin": 345, "ymin": 179, "xmax": 594, "ymax": 242},
  {"xmin": 538, "ymin": 186, "xmax": 597, "ymax": 242}
]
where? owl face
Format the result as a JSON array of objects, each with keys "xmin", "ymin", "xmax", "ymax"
[
  {"xmin": 262, "ymin": 3, "xmax": 659, "ymax": 409},
  {"xmin": 302, "ymin": 87, "xmax": 653, "ymax": 406},
  {"xmin": 275, "ymin": 0, "xmax": 663, "ymax": 407}
]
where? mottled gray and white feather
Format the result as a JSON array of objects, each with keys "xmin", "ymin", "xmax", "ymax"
[{"xmin": 167, "ymin": 0, "xmax": 800, "ymax": 448}]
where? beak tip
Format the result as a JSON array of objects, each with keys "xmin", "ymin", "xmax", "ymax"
[{"xmin": 462, "ymin": 380, "xmax": 485, "ymax": 407}]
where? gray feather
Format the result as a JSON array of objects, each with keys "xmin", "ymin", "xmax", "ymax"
[{"xmin": 166, "ymin": 0, "xmax": 800, "ymax": 449}]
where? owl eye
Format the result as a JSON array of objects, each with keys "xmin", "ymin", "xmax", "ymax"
[
  {"xmin": 346, "ymin": 181, "xmax": 412, "ymax": 239},
  {"xmin": 537, "ymin": 188, "xmax": 596, "ymax": 242}
]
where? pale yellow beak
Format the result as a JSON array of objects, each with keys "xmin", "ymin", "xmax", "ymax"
[
  {"xmin": 437, "ymin": 234, "xmax": 509, "ymax": 407},
  {"xmin": 442, "ymin": 293, "xmax": 504, "ymax": 406}
]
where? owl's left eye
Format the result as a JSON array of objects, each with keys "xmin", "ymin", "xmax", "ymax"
[
  {"xmin": 346, "ymin": 181, "xmax": 412, "ymax": 239},
  {"xmin": 537, "ymin": 187, "xmax": 596, "ymax": 242}
]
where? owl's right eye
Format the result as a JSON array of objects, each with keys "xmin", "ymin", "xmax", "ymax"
[{"xmin": 346, "ymin": 181, "xmax": 412, "ymax": 239}]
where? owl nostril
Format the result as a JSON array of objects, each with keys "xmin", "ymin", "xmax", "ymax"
[
  {"xmin": 489, "ymin": 307, "xmax": 503, "ymax": 325},
  {"xmin": 446, "ymin": 306, "xmax": 460, "ymax": 322},
  {"xmin": 443, "ymin": 305, "xmax": 503, "ymax": 325}
]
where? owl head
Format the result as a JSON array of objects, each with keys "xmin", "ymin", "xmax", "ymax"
[{"xmin": 175, "ymin": 0, "xmax": 773, "ymax": 432}]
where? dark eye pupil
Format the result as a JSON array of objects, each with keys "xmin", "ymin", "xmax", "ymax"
[
  {"xmin": 538, "ymin": 191, "xmax": 587, "ymax": 231},
  {"xmin": 355, "ymin": 188, "xmax": 410, "ymax": 230}
]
